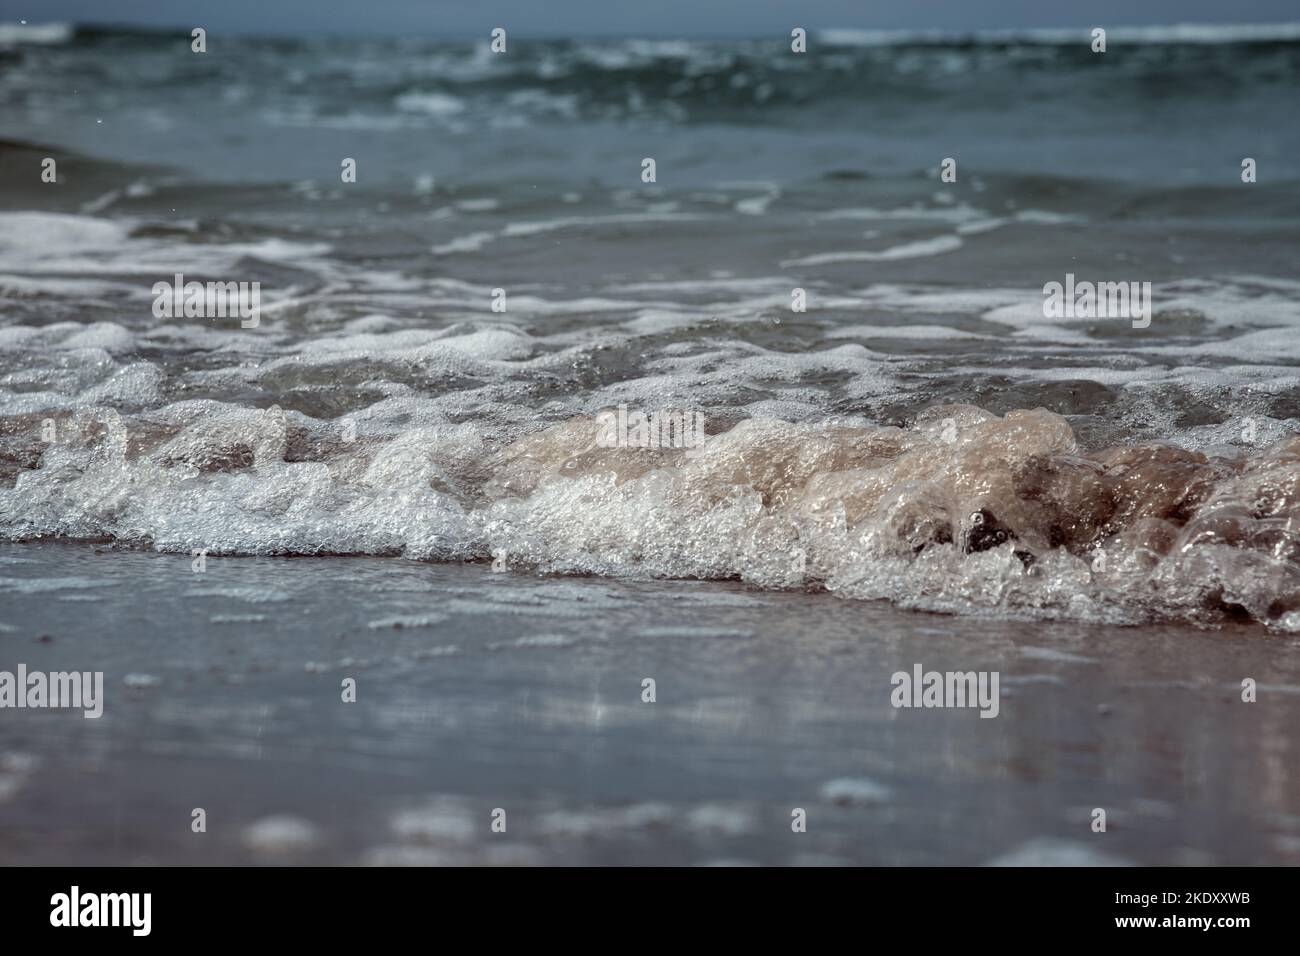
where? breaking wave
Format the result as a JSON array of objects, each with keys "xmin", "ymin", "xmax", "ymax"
[
  {"xmin": 3, "ymin": 401, "xmax": 1300, "ymax": 631},
  {"xmin": 5, "ymin": 23, "xmax": 1300, "ymax": 132}
]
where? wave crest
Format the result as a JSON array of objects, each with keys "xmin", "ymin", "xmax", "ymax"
[{"xmin": 4, "ymin": 403, "xmax": 1299, "ymax": 630}]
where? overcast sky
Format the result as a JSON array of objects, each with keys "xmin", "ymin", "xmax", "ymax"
[{"xmin": 8, "ymin": 0, "xmax": 1300, "ymax": 37}]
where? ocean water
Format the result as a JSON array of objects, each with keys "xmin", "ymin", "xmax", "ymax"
[
  {"xmin": 1, "ymin": 542, "xmax": 1297, "ymax": 865},
  {"xmin": 3, "ymin": 24, "xmax": 1300, "ymax": 628},
  {"xmin": 2, "ymin": 22, "xmax": 1300, "ymax": 864}
]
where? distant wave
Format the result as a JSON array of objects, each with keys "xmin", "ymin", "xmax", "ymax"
[
  {"xmin": 6, "ymin": 20, "xmax": 1300, "ymax": 49},
  {"xmin": 5, "ymin": 21, "xmax": 1296, "ymax": 136},
  {"xmin": 0, "ymin": 21, "xmax": 75, "ymax": 45},
  {"xmin": 819, "ymin": 22, "xmax": 1300, "ymax": 46}
]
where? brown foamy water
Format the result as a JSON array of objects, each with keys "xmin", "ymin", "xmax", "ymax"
[{"xmin": 5, "ymin": 401, "xmax": 1299, "ymax": 630}]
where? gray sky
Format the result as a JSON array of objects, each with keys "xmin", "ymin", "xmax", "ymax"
[{"xmin": 8, "ymin": 0, "xmax": 1300, "ymax": 37}]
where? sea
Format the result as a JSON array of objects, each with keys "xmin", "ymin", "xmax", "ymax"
[{"xmin": 1, "ymin": 21, "xmax": 1299, "ymax": 864}]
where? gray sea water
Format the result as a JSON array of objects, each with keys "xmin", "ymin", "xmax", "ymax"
[
  {"xmin": 2, "ymin": 22, "xmax": 1300, "ymax": 864},
  {"xmin": 2, "ymin": 541, "xmax": 1298, "ymax": 865}
]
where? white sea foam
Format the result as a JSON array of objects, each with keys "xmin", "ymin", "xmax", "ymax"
[
  {"xmin": 985, "ymin": 838, "xmax": 1134, "ymax": 867},
  {"xmin": 2, "ymin": 204, "xmax": 1298, "ymax": 632},
  {"xmin": 394, "ymin": 92, "xmax": 467, "ymax": 116},
  {"xmin": 8, "ymin": 396, "xmax": 1296, "ymax": 629},
  {"xmin": 819, "ymin": 23, "xmax": 1300, "ymax": 47},
  {"xmin": 502, "ymin": 213, "xmax": 708, "ymax": 237},
  {"xmin": 784, "ymin": 235, "xmax": 963, "ymax": 266},
  {"xmin": 242, "ymin": 815, "xmax": 322, "ymax": 854},
  {"xmin": 0, "ymin": 22, "xmax": 74, "ymax": 46},
  {"xmin": 431, "ymin": 231, "xmax": 497, "ymax": 255}
]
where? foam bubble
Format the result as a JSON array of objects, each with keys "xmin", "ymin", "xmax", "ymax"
[{"xmin": 5, "ymin": 402, "xmax": 1300, "ymax": 629}]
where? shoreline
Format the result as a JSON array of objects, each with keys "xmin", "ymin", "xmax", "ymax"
[{"xmin": 2, "ymin": 540, "xmax": 1296, "ymax": 865}]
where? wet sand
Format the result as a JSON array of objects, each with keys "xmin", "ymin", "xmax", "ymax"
[{"xmin": 1, "ymin": 541, "xmax": 1298, "ymax": 865}]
